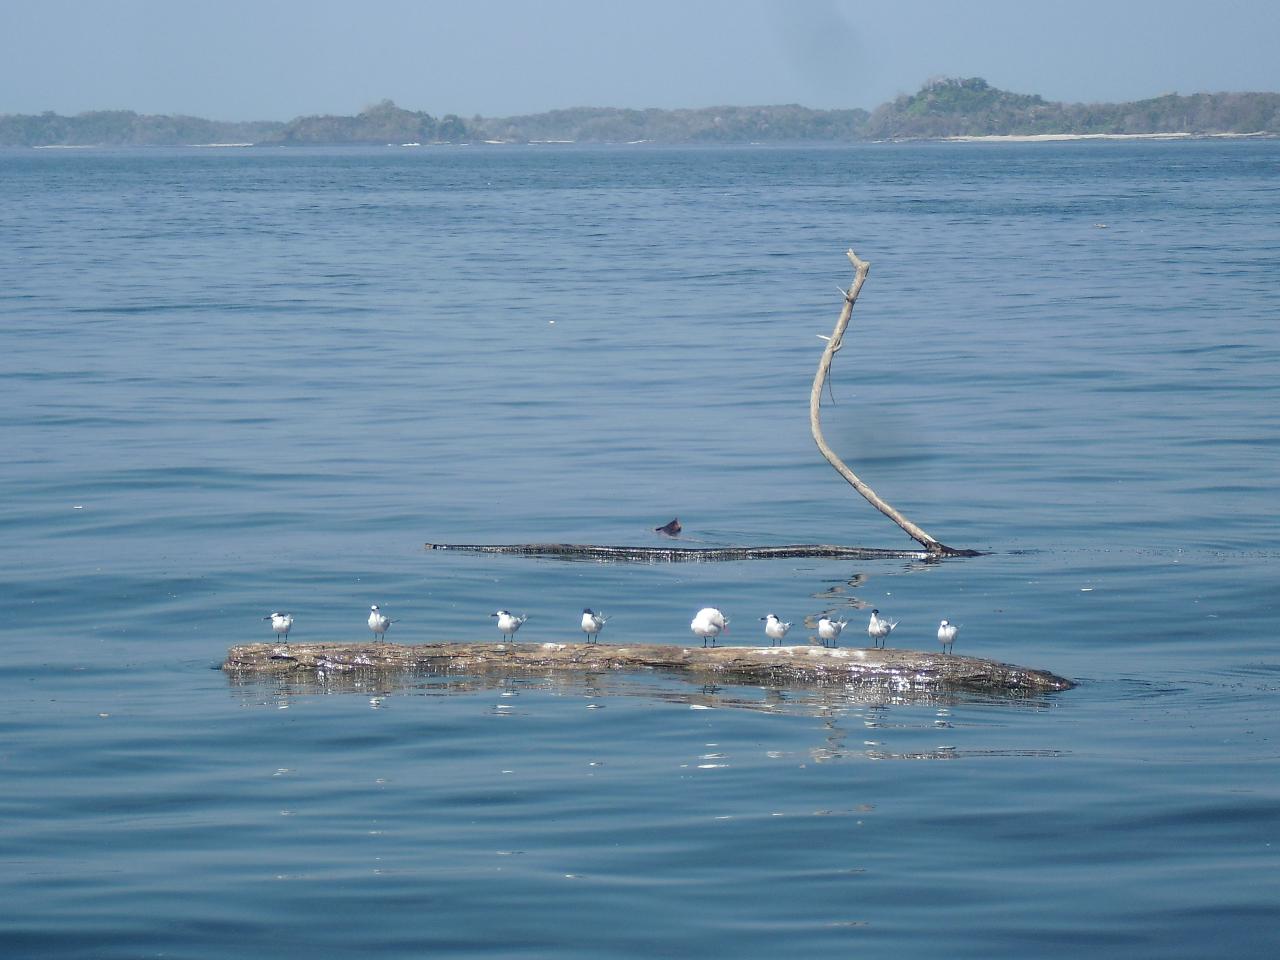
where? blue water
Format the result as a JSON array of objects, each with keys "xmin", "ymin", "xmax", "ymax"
[{"xmin": 2, "ymin": 141, "xmax": 1278, "ymax": 958}]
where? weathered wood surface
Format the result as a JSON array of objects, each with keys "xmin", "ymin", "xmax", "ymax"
[
  {"xmin": 424, "ymin": 542, "xmax": 948, "ymax": 562},
  {"xmin": 808, "ymin": 250, "xmax": 975, "ymax": 558},
  {"xmin": 223, "ymin": 640, "xmax": 1073, "ymax": 693}
]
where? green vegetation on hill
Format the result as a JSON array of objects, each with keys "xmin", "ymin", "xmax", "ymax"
[
  {"xmin": 865, "ymin": 77, "xmax": 1056, "ymax": 137},
  {"xmin": 0, "ymin": 109, "xmax": 281, "ymax": 146},
  {"xmin": 3, "ymin": 80, "xmax": 1278, "ymax": 147},
  {"xmin": 266, "ymin": 99, "xmax": 466, "ymax": 144},
  {"xmin": 468, "ymin": 104, "xmax": 870, "ymax": 143},
  {"xmin": 865, "ymin": 77, "xmax": 1280, "ymax": 138}
]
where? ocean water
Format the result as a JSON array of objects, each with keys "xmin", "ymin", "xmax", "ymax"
[{"xmin": 1, "ymin": 141, "xmax": 1277, "ymax": 958}]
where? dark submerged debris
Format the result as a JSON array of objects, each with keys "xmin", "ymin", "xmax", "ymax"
[{"xmin": 423, "ymin": 542, "xmax": 955, "ymax": 562}]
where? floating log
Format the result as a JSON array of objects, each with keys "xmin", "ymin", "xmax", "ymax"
[
  {"xmin": 223, "ymin": 640, "xmax": 1073, "ymax": 693},
  {"xmin": 423, "ymin": 542, "xmax": 963, "ymax": 562}
]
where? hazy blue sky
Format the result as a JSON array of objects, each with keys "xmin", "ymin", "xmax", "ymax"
[{"xmin": 4, "ymin": 0, "xmax": 1279, "ymax": 119}]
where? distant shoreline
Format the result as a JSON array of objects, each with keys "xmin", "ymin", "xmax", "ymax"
[
  {"xmin": 6, "ymin": 78, "xmax": 1279, "ymax": 147},
  {"xmin": 943, "ymin": 131, "xmax": 1273, "ymax": 143},
  {"xmin": 18, "ymin": 133, "xmax": 1280, "ymax": 150}
]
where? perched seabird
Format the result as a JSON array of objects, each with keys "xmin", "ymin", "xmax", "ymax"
[
  {"xmin": 938, "ymin": 619, "xmax": 959, "ymax": 655},
  {"xmin": 867, "ymin": 609, "xmax": 898, "ymax": 649},
  {"xmin": 655, "ymin": 518, "xmax": 682, "ymax": 536},
  {"xmin": 492, "ymin": 609, "xmax": 527, "ymax": 640},
  {"xmin": 817, "ymin": 615, "xmax": 847, "ymax": 648},
  {"xmin": 263, "ymin": 611, "xmax": 293, "ymax": 641},
  {"xmin": 690, "ymin": 607, "xmax": 728, "ymax": 647},
  {"xmin": 368, "ymin": 604, "xmax": 397, "ymax": 639},
  {"xmin": 580, "ymin": 608, "xmax": 608, "ymax": 643},
  {"xmin": 760, "ymin": 613, "xmax": 792, "ymax": 645}
]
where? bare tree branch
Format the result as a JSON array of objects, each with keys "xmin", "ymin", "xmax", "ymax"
[{"xmin": 810, "ymin": 250, "xmax": 975, "ymax": 557}]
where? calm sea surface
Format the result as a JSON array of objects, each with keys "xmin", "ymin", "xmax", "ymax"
[{"xmin": 1, "ymin": 141, "xmax": 1277, "ymax": 958}]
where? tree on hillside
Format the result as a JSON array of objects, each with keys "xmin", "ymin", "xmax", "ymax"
[{"xmin": 436, "ymin": 114, "xmax": 466, "ymax": 141}]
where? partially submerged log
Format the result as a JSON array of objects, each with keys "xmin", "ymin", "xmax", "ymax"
[
  {"xmin": 424, "ymin": 542, "xmax": 935, "ymax": 562},
  {"xmin": 223, "ymin": 640, "xmax": 1074, "ymax": 694},
  {"xmin": 425, "ymin": 248, "xmax": 981, "ymax": 564}
]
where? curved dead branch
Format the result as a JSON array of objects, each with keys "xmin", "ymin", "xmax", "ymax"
[
  {"xmin": 425, "ymin": 248, "xmax": 978, "ymax": 563},
  {"xmin": 811, "ymin": 251, "xmax": 976, "ymax": 557}
]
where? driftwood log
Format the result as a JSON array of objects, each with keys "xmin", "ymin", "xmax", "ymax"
[{"xmin": 223, "ymin": 640, "xmax": 1073, "ymax": 694}]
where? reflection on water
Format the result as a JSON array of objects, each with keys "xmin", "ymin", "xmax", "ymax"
[
  {"xmin": 805, "ymin": 565, "xmax": 949, "ymax": 634},
  {"xmin": 810, "ymin": 572, "xmax": 868, "ymax": 603},
  {"xmin": 225, "ymin": 664, "xmax": 1062, "ymax": 709},
  {"xmin": 226, "ymin": 665, "xmax": 1063, "ymax": 764}
]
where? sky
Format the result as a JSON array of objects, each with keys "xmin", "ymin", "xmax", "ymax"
[{"xmin": 3, "ymin": 0, "xmax": 1280, "ymax": 120}]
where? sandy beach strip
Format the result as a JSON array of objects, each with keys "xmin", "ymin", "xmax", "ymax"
[{"xmin": 945, "ymin": 132, "xmax": 1195, "ymax": 143}]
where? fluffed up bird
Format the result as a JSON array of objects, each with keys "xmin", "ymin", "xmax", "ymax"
[
  {"xmin": 492, "ymin": 609, "xmax": 527, "ymax": 640},
  {"xmin": 817, "ymin": 615, "xmax": 848, "ymax": 648},
  {"xmin": 580, "ymin": 608, "xmax": 608, "ymax": 643},
  {"xmin": 867, "ymin": 609, "xmax": 898, "ymax": 649},
  {"xmin": 938, "ymin": 619, "xmax": 959, "ymax": 655},
  {"xmin": 368, "ymin": 604, "xmax": 397, "ymax": 639},
  {"xmin": 760, "ymin": 613, "xmax": 792, "ymax": 645},
  {"xmin": 691, "ymin": 607, "xmax": 728, "ymax": 647},
  {"xmin": 263, "ymin": 611, "xmax": 293, "ymax": 641}
]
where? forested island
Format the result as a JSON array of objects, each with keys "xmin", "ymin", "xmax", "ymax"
[{"xmin": 4, "ymin": 78, "xmax": 1278, "ymax": 147}]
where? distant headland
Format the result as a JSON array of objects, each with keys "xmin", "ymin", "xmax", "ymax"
[{"xmin": 4, "ymin": 78, "xmax": 1278, "ymax": 147}]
